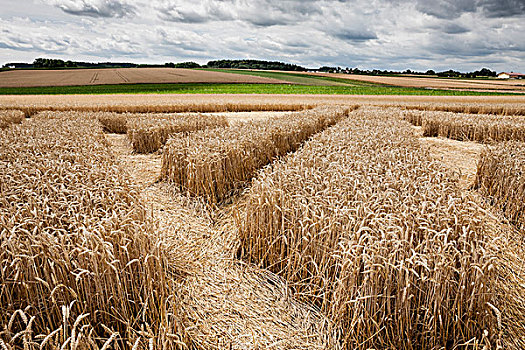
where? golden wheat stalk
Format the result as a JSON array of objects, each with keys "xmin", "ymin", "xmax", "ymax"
[
  {"xmin": 161, "ymin": 106, "xmax": 354, "ymax": 204},
  {"xmin": 404, "ymin": 103, "xmax": 525, "ymax": 116},
  {"xmin": 474, "ymin": 141, "xmax": 525, "ymax": 230},
  {"xmin": 403, "ymin": 110, "xmax": 525, "ymax": 142},
  {"xmin": 0, "ymin": 110, "xmax": 24, "ymax": 129},
  {"xmin": 127, "ymin": 113, "xmax": 229, "ymax": 153},
  {"xmin": 237, "ymin": 106, "xmax": 498, "ymax": 349},
  {"xmin": 0, "ymin": 113, "xmax": 180, "ymax": 348},
  {"xmin": 0, "ymin": 102, "xmax": 315, "ymax": 116}
]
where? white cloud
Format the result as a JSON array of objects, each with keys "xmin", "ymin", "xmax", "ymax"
[
  {"xmin": 0, "ymin": 0, "xmax": 523, "ymax": 71},
  {"xmin": 44, "ymin": 0, "xmax": 136, "ymax": 18}
]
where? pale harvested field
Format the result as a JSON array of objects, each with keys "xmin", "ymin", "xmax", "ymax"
[
  {"xmin": 309, "ymin": 72, "xmax": 525, "ymax": 93},
  {"xmin": 0, "ymin": 68, "xmax": 291, "ymax": 87},
  {"xmin": 1, "ymin": 93, "xmax": 524, "ymax": 114}
]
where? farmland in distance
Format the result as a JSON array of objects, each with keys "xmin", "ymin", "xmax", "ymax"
[
  {"xmin": 0, "ymin": 67, "xmax": 290, "ymax": 88},
  {"xmin": 1, "ymin": 68, "xmax": 522, "ymax": 95}
]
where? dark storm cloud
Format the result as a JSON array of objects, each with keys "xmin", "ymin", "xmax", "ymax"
[
  {"xmin": 415, "ymin": 0, "xmax": 477, "ymax": 19},
  {"xmin": 414, "ymin": 0, "xmax": 525, "ymax": 18},
  {"xmin": 238, "ymin": 0, "xmax": 322, "ymax": 27},
  {"xmin": 159, "ymin": 7, "xmax": 210, "ymax": 23},
  {"xmin": 480, "ymin": 0, "xmax": 525, "ymax": 17},
  {"xmin": 333, "ymin": 29, "xmax": 378, "ymax": 42},
  {"xmin": 242, "ymin": 15, "xmax": 289, "ymax": 27},
  {"xmin": 52, "ymin": 0, "xmax": 136, "ymax": 18},
  {"xmin": 158, "ymin": 1, "xmax": 234, "ymax": 23},
  {"xmin": 432, "ymin": 42, "xmax": 497, "ymax": 57},
  {"xmin": 428, "ymin": 22, "xmax": 471, "ymax": 34},
  {"xmin": 0, "ymin": 41, "xmax": 32, "ymax": 51},
  {"xmin": 278, "ymin": 39, "xmax": 311, "ymax": 49},
  {"xmin": 442, "ymin": 23, "xmax": 471, "ymax": 34},
  {"xmin": 156, "ymin": 0, "xmax": 322, "ymax": 26},
  {"xmin": 0, "ymin": 33, "xmax": 70, "ymax": 53}
]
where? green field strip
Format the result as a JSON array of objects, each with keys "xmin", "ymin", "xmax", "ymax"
[{"xmin": 0, "ymin": 83, "xmax": 516, "ymax": 96}]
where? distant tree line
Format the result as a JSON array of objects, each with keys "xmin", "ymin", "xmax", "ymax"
[
  {"xmin": 165, "ymin": 60, "xmax": 307, "ymax": 71},
  {"xmin": 3, "ymin": 58, "xmax": 307, "ymax": 71},
  {"xmin": 34, "ymin": 58, "xmax": 79, "ymax": 68},
  {"xmin": 434, "ymin": 68, "xmax": 497, "ymax": 78},
  {"xmin": 164, "ymin": 62, "xmax": 201, "ymax": 68},
  {"xmin": 327, "ymin": 67, "xmax": 497, "ymax": 78},
  {"xmin": 1, "ymin": 58, "xmax": 499, "ymax": 78},
  {"xmin": 4, "ymin": 58, "xmax": 167, "ymax": 70},
  {"xmin": 31, "ymin": 58, "xmax": 141, "ymax": 69},
  {"xmin": 318, "ymin": 66, "xmax": 340, "ymax": 73},
  {"xmin": 205, "ymin": 59, "xmax": 307, "ymax": 71}
]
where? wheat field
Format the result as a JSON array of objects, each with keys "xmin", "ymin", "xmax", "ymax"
[
  {"xmin": 128, "ymin": 113, "xmax": 229, "ymax": 153},
  {"xmin": 237, "ymin": 107, "xmax": 499, "ymax": 349},
  {"xmin": 160, "ymin": 106, "xmax": 352, "ymax": 204},
  {"xmin": 474, "ymin": 141, "xmax": 525, "ymax": 231},
  {"xmin": 1, "ymin": 99, "xmax": 525, "ymax": 349},
  {"xmin": 0, "ymin": 114, "xmax": 182, "ymax": 349},
  {"xmin": 402, "ymin": 110, "xmax": 525, "ymax": 142},
  {"xmin": 1, "ymin": 94, "xmax": 525, "ymax": 117}
]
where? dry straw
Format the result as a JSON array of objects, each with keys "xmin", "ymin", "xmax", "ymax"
[
  {"xmin": 488, "ymin": 219, "xmax": 525, "ymax": 349},
  {"xmin": 32, "ymin": 111, "xmax": 228, "ymax": 141},
  {"xmin": 140, "ymin": 182, "xmax": 337, "ymax": 350},
  {"xmin": 401, "ymin": 109, "xmax": 425, "ymax": 126},
  {"xmin": 127, "ymin": 113, "xmax": 228, "ymax": 153},
  {"xmin": 237, "ymin": 107, "xmax": 498, "ymax": 349},
  {"xmin": 175, "ymin": 259, "xmax": 338, "ymax": 350},
  {"xmin": 0, "ymin": 109, "xmax": 24, "ymax": 129},
  {"xmin": 161, "ymin": 106, "xmax": 354, "ymax": 204},
  {"xmin": 0, "ymin": 115, "xmax": 183, "ymax": 349},
  {"xmin": 474, "ymin": 141, "xmax": 525, "ymax": 231}
]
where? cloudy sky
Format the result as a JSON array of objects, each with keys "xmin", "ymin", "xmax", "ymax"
[{"xmin": 1, "ymin": 0, "xmax": 524, "ymax": 71}]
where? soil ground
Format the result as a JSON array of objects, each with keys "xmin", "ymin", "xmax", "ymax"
[{"xmin": 0, "ymin": 68, "xmax": 291, "ymax": 88}]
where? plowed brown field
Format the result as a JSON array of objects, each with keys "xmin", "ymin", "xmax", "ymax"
[{"xmin": 0, "ymin": 68, "xmax": 291, "ymax": 88}]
